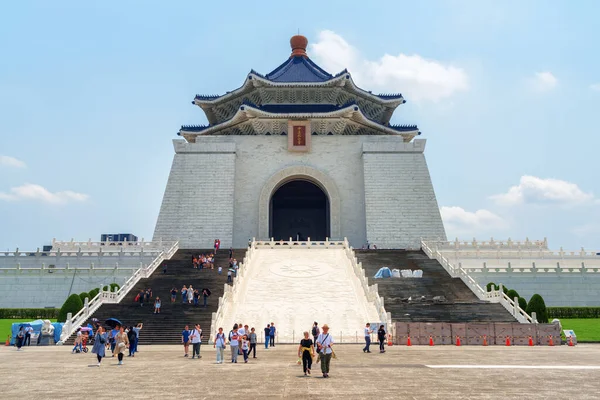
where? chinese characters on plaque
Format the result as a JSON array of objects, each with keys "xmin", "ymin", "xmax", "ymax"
[{"xmin": 287, "ymin": 120, "xmax": 311, "ymax": 152}]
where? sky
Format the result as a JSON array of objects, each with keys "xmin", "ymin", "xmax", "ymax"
[{"xmin": 1, "ymin": 0, "xmax": 599, "ymax": 251}]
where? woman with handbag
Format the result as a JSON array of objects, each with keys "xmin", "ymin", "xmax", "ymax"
[
  {"xmin": 214, "ymin": 327, "xmax": 226, "ymax": 364},
  {"xmin": 297, "ymin": 331, "xmax": 315, "ymax": 376},
  {"xmin": 113, "ymin": 326, "xmax": 130, "ymax": 365},
  {"xmin": 91, "ymin": 327, "xmax": 107, "ymax": 366}
]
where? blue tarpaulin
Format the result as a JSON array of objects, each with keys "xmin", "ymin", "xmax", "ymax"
[
  {"xmin": 9, "ymin": 320, "xmax": 63, "ymax": 345},
  {"xmin": 374, "ymin": 267, "xmax": 392, "ymax": 279}
]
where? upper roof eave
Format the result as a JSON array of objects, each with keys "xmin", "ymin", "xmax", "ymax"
[{"xmin": 180, "ymin": 102, "xmax": 418, "ymax": 138}]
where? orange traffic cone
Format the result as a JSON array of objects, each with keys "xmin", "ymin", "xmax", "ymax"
[
  {"xmin": 406, "ymin": 336, "xmax": 412, "ymax": 346},
  {"xmin": 482, "ymin": 335, "xmax": 488, "ymax": 346},
  {"xmin": 505, "ymin": 336, "xmax": 511, "ymax": 346},
  {"xmin": 429, "ymin": 335, "xmax": 434, "ymax": 346},
  {"xmin": 456, "ymin": 336, "xmax": 461, "ymax": 346},
  {"xmin": 548, "ymin": 335, "xmax": 554, "ymax": 346},
  {"xmin": 4, "ymin": 335, "xmax": 9, "ymax": 346},
  {"xmin": 568, "ymin": 336, "xmax": 574, "ymax": 347},
  {"xmin": 528, "ymin": 336, "xmax": 534, "ymax": 346},
  {"xmin": 387, "ymin": 334, "xmax": 393, "ymax": 346}
]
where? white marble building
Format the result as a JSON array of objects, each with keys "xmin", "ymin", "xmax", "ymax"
[{"xmin": 154, "ymin": 36, "xmax": 446, "ymax": 249}]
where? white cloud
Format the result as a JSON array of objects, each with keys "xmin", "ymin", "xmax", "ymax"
[
  {"xmin": 0, "ymin": 183, "xmax": 89, "ymax": 204},
  {"xmin": 310, "ymin": 30, "xmax": 469, "ymax": 102},
  {"xmin": 590, "ymin": 83, "xmax": 600, "ymax": 92},
  {"xmin": 531, "ymin": 71, "xmax": 557, "ymax": 91},
  {"xmin": 0, "ymin": 155, "xmax": 26, "ymax": 168},
  {"xmin": 441, "ymin": 206, "xmax": 508, "ymax": 236},
  {"xmin": 491, "ymin": 176, "xmax": 593, "ymax": 206}
]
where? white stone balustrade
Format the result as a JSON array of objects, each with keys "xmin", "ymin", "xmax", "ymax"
[
  {"xmin": 421, "ymin": 240, "xmax": 533, "ymax": 324},
  {"xmin": 59, "ymin": 241, "xmax": 179, "ymax": 343}
]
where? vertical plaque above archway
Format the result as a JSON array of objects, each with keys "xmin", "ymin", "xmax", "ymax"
[
  {"xmin": 288, "ymin": 120, "xmax": 311, "ymax": 152},
  {"xmin": 258, "ymin": 166, "xmax": 341, "ymax": 240}
]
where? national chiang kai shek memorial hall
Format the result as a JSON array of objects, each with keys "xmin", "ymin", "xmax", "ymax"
[{"xmin": 1, "ymin": 36, "xmax": 599, "ymax": 346}]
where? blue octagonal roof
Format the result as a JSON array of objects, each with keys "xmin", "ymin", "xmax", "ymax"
[{"xmin": 263, "ymin": 56, "xmax": 333, "ymax": 82}]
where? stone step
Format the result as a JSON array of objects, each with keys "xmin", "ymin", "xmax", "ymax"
[
  {"xmin": 355, "ymin": 249, "xmax": 516, "ymax": 323},
  {"xmin": 65, "ymin": 248, "xmax": 246, "ymax": 345}
]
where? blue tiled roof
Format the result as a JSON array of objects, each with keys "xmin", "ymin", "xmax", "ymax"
[
  {"xmin": 180, "ymin": 124, "xmax": 210, "ymax": 132},
  {"xmin": 241, "ymin": 101, "xmax": 357, "ymax": 114},
  {"xmin": 263, "ymin": 56, "xmax": 333, "ymax": 82},
  {"xmin": 388, "ymin": 124, "xmax": 419, "ymax": 132}
]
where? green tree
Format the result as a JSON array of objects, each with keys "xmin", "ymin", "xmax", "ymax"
[
  {"xmin": 57, "ymin": 294, "xmax": 84, "ymax": 322},
  {"xmin": 526, "ymin": 294, "xmax": 548, "ymax": 323},
  {"xmin": 78, "ymin": 292, "xmax": 90, "ymax": 304},
  {"xmin": 486, "ymin": 282, "xmax": 499, "ymax": 292},
  {"xmin": 518, "ymin": 297, "xmax": 528, "ymax": 311},
  {"xmin": 506, "ymin": 289, "xmax": 520, "ymax": 300}
]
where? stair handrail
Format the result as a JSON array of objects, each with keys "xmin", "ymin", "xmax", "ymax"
[
  {"xmin": 59, "ymin": 240, "xmax": 179, "ymax": 342},
  {"xmin": 421, "ymin": 239, "xmax": 533, "ymax": 324}
]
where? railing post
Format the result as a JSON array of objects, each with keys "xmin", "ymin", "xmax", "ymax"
[{"xmin": 513, "ymin": 297, "xmax": 519, "ymax": 316}]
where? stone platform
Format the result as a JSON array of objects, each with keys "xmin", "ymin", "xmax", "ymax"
[{"xmin": 2, "ymin": 344, "xmax": 600, "ymax": 399}]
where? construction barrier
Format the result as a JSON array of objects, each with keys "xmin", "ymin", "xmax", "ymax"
[{"xmin": 393, "ymin": 322, "xmax": 561, "ymax": 346}]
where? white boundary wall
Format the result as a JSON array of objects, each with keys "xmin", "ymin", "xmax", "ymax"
[{"xmin": 430, "ymin": 238, "xmax": 600, "ymax": 306}]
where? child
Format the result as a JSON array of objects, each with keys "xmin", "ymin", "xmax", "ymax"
[
  {"xmin": 154, "ymin": 297, "xmax": 161, "ymax": 314},
  {"xmin": 227, "ymin": 269, "xmax": 232, "ymax": 283},
  {"xmin": 218, "ymin": 265, "xmax": 222, "ymax": 275},
  {"xmin": 241, "ymin": 335, "xmax": 249, "ymax": 363}
]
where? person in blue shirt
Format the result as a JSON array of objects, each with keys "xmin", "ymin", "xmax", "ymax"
[
  {"xmin": 181, "ymin": 325, "xmax": 191, "ymax": 357},
  {"xmin": 269, "ymin": 322, "xmax": 276, "ymax": 347}
]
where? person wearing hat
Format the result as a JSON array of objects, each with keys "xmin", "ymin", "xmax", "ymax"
[{"xmin": 316, "ymin": 324, "xmax": 334, "ymax": 378}]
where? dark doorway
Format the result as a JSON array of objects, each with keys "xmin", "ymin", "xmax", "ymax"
[{"xmin": 269, "ymin": 180, "xmax": 330, "ymax": 241}]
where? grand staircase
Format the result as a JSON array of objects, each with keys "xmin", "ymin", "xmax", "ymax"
[
  {"xmin": 67, "ymin": 248, "xmax": 246, "ymax": 345},
  {"xmin": 355, "ymin": 250, "xmax": 515, "ymax": 322}
]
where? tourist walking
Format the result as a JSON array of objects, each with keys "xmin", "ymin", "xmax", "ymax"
[
  {"xmin": 241, "ymin": 335, "xmax": 250, "ymax": 363},
  {"xmin": 127, "ymin": 326, "xmax": 136, "ymax": 356},
  {"xmin": 187, "ymin": 285, "xmax": 194, "ymax": 304},
  {"xmin": 312, "ymin": 322, "xmax": 320, "ymax": 344},
  {"xmin": 190, "ymin": 324, "xmax": 202, "ymax": 359},
  {"xmin": 154, "ymin": 297, "xmax": 161, "ymax": 314},
  {"xmin": 264, "ymin": 324, "xmax": 270, "ymax": 349},
  {"xmin": 298, "ymin": 331, "xmax": 315, "ymax": 376},
  {"xmin": 91, "ymin": 327, "xmax": 107, "ymax": 366},
  {"xmin": 24, "ymin": 326, "xmax": 33, "ymax": 346},
  {"xmin": 131, "ymin": 323, "xmax": 142, "ymax": 355},
  {"xmin": 316, "ymin": 324, "xmax": 334, "ymax": 378},
  {"xmin": 269, "ymin": 322, "xmax": 276, "ymax": 347},
  {"xmin": 363, "ymin": 323, "xmax": 373, "ymax": 353},
  {"xmin": 108, "ymin": 327, "xmax": 118, "ymax": 355},
  {"xmin": 249, "ymin": 327, "xmax": 257, "ymax": 358},
  {"xmin": 214, "ymin": 327, "xmax": 226, "ymax": 364},
  {"xmin": 202, "ymin": 288, "xmax": 211, "ymax": 307},
  {"xmin": 181, "ymin": 285, "xmax": 187, "ymax": 303},
  {"xmin": 15, "ymin": 326, "xmax": 24, "ymax": 350},
  {"xmin": 170, "ymin": 287, "xmax": 177, "ymax": 303},
  {"xmin": 182, "ymin": 325, "xmax": 191, "ymax": 357},
  {"xmin": 214, "ymin": 238, "xmax": 220, "ymax": 253},
  {"xmin": 229, "ymin": 324, "xmax": 240, "ymax": 363},
  {"xmin": 138, "ymin": 290, "xmax": 144, "ymax": 307},
  {"xmin": 72, "ymin": 328, "xmax": 83, "ymax": 353},
  {"xmin": 378, "ymin": 325, "xmax": 386, "ymax": 353},
  {"xmin": 113, "ymin": 326, "xmax": 129, "ymax": 365}
]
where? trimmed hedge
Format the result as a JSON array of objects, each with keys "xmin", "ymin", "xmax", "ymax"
[
  {"xmin": 78, "ymin": 292, "xmax": 90, "ymax": 304},
  {"xmin": 547, "ymin": 307, "xmax": 600, "ymax": 319},
  {"xmin": 88, "ymin": 288, "xmax": 100, "ymax": 299},
  {"xmin": 110, "ymin": 283, "xmax": 120, "ymax": 292},
  {"xmin": 0, "ymin": 308, "xmax": 59, "ymax": 319},
  {"xmin": 526, "ymin": 294, "xmax": 548, "ymax": 323},
  {"xmin": 518, "ymin": 297, "xmax": 528, "ymax": 311},
  {"xmin": 486, "ymin": 282, "xmax": 499, "ymax": 292},
  {"xmin": 58, "ymin": 294, "xmax": 84, "ymax": 323},
  {"xmin": 506, "ymin": 289, "xmax": 520, "ymax": 301}
]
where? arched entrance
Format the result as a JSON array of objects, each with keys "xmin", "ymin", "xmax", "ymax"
[{"xmin": 269, "ymin": 180, "xmax": 330, "ymax": 241}]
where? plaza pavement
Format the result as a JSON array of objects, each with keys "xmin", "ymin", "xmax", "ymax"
[{"xmin": 2, "ymin": 344, "xmax": 600, "ymax": 399}]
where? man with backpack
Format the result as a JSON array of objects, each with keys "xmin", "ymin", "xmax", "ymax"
[{"xmin": 312, "ymin": 322, "xmax": 320, "ymax": 345}]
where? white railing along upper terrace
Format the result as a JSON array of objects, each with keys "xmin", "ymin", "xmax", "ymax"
[
  {"xmin": 0, "ymin": 239, "xmax": 173, "ymax": 270},
  {"xmin": 421, "ymin": 240, "xmax": 535, "ymax": 324},
  {"xmin": 59, "ymin": 240, "xmax": 179, "ymax": 343},
  {"xmin": 210, "ymin": 238, "xmax": 392, "ymax": 343}
]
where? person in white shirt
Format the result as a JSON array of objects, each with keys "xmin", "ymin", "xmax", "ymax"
[
  {"xmin": 363, "ymin": 322, "xmax": 373, "ymax": 353},
  {"xmin": 190, "ymin": 324, "xmax": 202, "ymax": 359},
  {"xmin": 238, "ymin": 325, "xmax": 246, "ymax": 337},
  {"xmin": 316, "ymin": 324, "xmax": 334, "ymax": 378}
]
